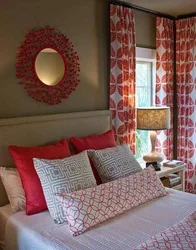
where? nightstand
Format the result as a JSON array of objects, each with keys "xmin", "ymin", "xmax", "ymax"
[{"xmin": 157, "ymin": 164, "xmax": 185, "ymax": 191}]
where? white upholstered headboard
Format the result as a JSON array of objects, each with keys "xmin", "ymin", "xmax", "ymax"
[{"xmin": 0, "ymin": 110, "xmax": 111, "ymax": 206}]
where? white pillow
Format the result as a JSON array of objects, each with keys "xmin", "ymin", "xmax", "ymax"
[{"xmin": 0, "ymin": 167, "xmax": 26, "ymax": 212}]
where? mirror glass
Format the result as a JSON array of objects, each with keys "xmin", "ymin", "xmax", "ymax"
[{"xmin": 35, "ymin": 48, "xmax": 65, "ymax": 86}]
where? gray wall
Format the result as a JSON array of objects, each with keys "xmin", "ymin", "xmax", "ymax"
[
  {"xmin": 0, "ymin": 0, "xmax": 156, "ymax": 118},
  {"xmin": 134, "ymin": 10, "xmax": 156, "ymax": 49},
  {"xmin": 0, "ymin": 0, "xmax": 109, "ymax": 118}
]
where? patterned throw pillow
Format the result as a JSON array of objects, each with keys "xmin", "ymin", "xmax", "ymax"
[
  {"xmin": 33, "ymin": 151, "xmax": 96, "ymax": 224},
  {"xmin": 0, "ymin": 167, "xmax": 26, "ymax": 212},
  {"xmin": 88, "ymin": 144, "xmax": 142, "ymax": 183},
  {"xmin": 70, "ymin": 129, "xmax": 116, "ymax": 185},
  {"xmin": 56, "ymin": 166, "xmax": 168, "ymax": 236},
  {"xmin": 9, "ymin": 139, "xmax": 71, "ymax": 215}
]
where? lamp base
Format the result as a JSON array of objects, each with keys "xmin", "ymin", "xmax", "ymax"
[
  {"xmin": 143, "ymin": 130, "xmax": 164, "ymax": 166},
  {"xmin": 146, "ymin": 161, "xmax": 161, "ymax": 171},
  {"xmin": 143, "ymin": 151, "xmax": 164, "ymax": 163}
]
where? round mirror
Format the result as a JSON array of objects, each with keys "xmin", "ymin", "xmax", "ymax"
[{"xmin": 35, "ymin": 48, "xmax": 65, "ymax": 86}]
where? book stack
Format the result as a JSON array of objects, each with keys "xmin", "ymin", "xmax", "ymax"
[
  {"xmin": 163, "ymin": 160, "xmax": 184, "ymax": 168},
  {"xmin": 161, "ymin": 174, "xmax": 181, "ymax": 188}
]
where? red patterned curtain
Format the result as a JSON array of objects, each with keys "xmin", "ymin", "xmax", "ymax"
[
  {"xmin": 155, "ymin": 17, "xmax": 174, "ymax": 160},
  {"xmin": 110, "ymin": 4, "xmax": 136, "ymax": 154},
  {"xmin": 176, "ymin": 17, "xmax": 196, "ymax": 194}
]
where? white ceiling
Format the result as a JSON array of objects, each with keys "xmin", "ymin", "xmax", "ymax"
[{"xmin": 124, "ymin": 0, "xmax": 196, "ymax": 16}]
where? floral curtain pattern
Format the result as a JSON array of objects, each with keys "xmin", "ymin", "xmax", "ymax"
[
  {"xmin": 176, "ymin": 17, "xmax": 196, "ymax": 194},
  {"xmin": 110, "ymin": 4, "xmax": 136, "ymax": 154},
  {"xmin": 155, "ymin": 17, "xmax": 174, "ymax": 160}
]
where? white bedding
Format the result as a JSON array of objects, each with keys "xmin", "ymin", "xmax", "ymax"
[
  {"xmin": 0, "ymin": 204, "xmax": 15, "ymax": 248},
  {"xmin": 4, "ymin": 189, "xmax": 196, "ymax": 250}
]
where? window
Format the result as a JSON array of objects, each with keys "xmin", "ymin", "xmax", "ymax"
[
  {"xmin": 135, "ymin": 48, "xmax": 156, "ymax": 161},
  {"xmin": 136, "ymin": 62, "xmax": 152, "ymax": 107}
]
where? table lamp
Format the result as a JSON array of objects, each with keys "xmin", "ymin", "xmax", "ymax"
[{"xmin": 137, "ymin": 106, "xmax": 170, "ymax": 170}]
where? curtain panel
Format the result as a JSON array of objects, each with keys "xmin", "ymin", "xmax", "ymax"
[
  {"xmin": 176, "ymin": 17, "xmax": 196, "ymax": 194},
  {"xmin": 110, "ymin": 4, "xmax": 136, "ymax": 154},
  {"xmin": 155, "ymin": 17, "xmax": 174, "ymax": 160}
]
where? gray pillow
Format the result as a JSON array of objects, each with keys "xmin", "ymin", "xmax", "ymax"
[
  {"xmin": 88, "ymin": 144, "xmax": 142, "ymax": 183},
  {"xmin": 33, "ymin": 151, "xmax": 96, "ymax": 224}
]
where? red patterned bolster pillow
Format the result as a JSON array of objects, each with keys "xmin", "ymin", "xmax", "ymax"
[{"xmin": 56, "ymin": 165, "xmax": 168, "ymax": 236}]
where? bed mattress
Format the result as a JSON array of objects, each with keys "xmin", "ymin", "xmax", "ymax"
[
  {"xmin": 4, "ymin": 189, "xmax": 196, "ymax": 250},
  {"xmin": 0, "ymin": 204, "xmax": 15, "ymax": 248}
]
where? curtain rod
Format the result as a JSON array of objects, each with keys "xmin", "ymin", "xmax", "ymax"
[
  {"xmin": 109, "ymin": 0, "xmax": 175, "ymax": 20},
  {"xmin": 176, "ymin": 12, "xmax": 196, "ymax": 20}
]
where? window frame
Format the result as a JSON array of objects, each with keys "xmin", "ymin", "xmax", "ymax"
[
  {"xmin": 136, "ymin": 47, "xmax": 156, "ymax": 106},
  {"xmin": 135, "ymin": 47, "xmax": 156, "ymax": 162},
  {"xmin": 136, "ymin": 60, "xmax": 153, "ymax": 107}
]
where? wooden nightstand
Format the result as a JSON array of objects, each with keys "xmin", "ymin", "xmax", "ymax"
[{"xmin": 157, "ymin": 164, "xmax": 185, "ymax": 191}]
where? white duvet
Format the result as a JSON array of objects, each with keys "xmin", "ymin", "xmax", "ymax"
[
  {"xmin": 0, "ymin": 204, "xmax": 15, "ymax": 248},
  {"xmin": 5, "ymin": 189, "xmax": 196, "ymax": 250}
]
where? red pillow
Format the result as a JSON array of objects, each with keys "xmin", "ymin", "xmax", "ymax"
[
  {"xmin": 8, "ymin": 139, "xmax": 71, "ymax": 215},
  {"xmin": 70, "ymin": 130, "xmax": 116, "ymax": 184}
]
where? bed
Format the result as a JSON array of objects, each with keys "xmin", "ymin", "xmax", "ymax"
[
  {"xmin": 0, "ymin": 110, "xmax": 196, "ymax": 250},
  {"xmin": 0, "ymin": 205, "xmax": 15, "ymax": 248}
]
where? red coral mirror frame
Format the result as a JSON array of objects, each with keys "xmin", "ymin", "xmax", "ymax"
[{"xmin": 16, "ymin": 28, "xmax": 80, "ymax": 105}]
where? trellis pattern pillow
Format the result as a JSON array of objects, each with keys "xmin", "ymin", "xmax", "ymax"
[
  {"xmin": 88, "ymin": 144, "xmax": 142, "ymax": 183},
  {"xmin": 33, "ymin": 151, "xmax": 96, "ymax": 224},
  {"xmin": 56, "ymin": 166, "xmax": 168, "ymax": 236}
]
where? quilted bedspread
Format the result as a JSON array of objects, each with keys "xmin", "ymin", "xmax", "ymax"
[
  {"xmin": 4, "ymin": 189, "xmax": 196, "ymax": 250},
  {"xmin": 135, "ymin": 211, "xmax": 196, "ymax": 249}
]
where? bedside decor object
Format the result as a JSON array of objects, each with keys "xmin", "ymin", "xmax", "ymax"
[
  {"xmin": 146, "ymin": 161, "xmax": 160, "ymax": 171},
  {"xmin": 163, "ymin": 160, "xmax": 184, "ymax": 168},
  {"xmin": 16, "ymin": 28, "xmax": 80, "ymax": 105},
  {"xmin": 157, "ymin": 164, "xmax": 185, "ymax": 191},
  {"xmin": 137, "ymin": 107, "xmax": 170, "ymax": 170}
]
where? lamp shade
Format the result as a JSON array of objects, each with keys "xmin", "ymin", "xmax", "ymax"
[{"xmin": 137, "ymin": 107, "xmax": 170, "ymax": 130}]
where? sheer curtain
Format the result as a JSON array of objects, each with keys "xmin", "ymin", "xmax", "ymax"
[
  {"xmin": 110, "ymin": 4, "xmax": 136, "ymax": 153},
  {"xmin": 176, "ymin": 17, "xmax": 196, "ymax": 193},
  {"xmin": 155, "ymin": 17, "xmax": 174, "ymax": 160}
]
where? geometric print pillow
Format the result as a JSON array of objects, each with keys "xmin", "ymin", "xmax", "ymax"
[
  {"xmin": 33, "ymin": 151, "xmax": 96, "ymax": 224},
  {"xmin": 56, "ymin": 165, "xmax": 168, "ymax": 236},
  {"xmin": 88, "ymin": 144, "xmax": 142, "ymax": 183}
]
